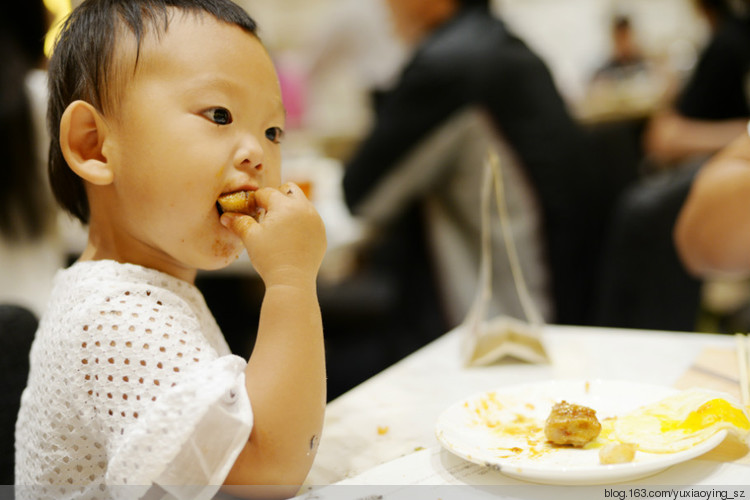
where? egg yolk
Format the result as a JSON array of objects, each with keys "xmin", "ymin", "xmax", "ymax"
[{"xmin": 659, "ymin": 399, "xmax": 750, "ymax": 434}]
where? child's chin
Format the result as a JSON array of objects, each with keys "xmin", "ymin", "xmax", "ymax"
[
  {"xmin": 214, "ymin": 252, "xmax": 244, "ymax": 270},
  {"xmin": 204, "ymin": 246, "xmax": 244, "ymax": 270}
]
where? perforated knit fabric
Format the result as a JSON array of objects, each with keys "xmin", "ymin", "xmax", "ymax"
[{"xmin": 15, "ymin": 260, "xmax": 253, "ymax": 500}]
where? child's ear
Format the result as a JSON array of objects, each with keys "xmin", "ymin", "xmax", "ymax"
[{"xmin": 59, "ymin": 100, "xmax": 114, "ymax": 185}]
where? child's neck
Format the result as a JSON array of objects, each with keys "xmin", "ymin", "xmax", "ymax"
[{"xmin": 79, "ymin": 235, "xmax": 198, "ymax": 284}]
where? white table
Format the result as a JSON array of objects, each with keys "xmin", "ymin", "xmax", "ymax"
[{"xmin": 299, "ymin": 324, "xmax": 748, "ymax": 498}]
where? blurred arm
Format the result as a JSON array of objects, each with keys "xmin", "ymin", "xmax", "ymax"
[
  {"xmin": 645, "ymin": 16, "xmax": 750, "ymax": 167},
  {"xmin": 675, "ymin": 130, "xmax": 750, "ymax": 277},
  {"xmin": 644, "ymin": 109, "xmax": 748, "ymax": 165}
]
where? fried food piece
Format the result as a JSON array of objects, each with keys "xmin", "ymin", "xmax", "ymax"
[
  {"xmin": 544, "ymin": 400, "xmax": 602, "ymax": 447},
  {"xmin": 599, "ymin": 442, "xmax": 636, "ymax": 464},
  {"xmin": 217, "ymin": 191, "xmax": 259, "ymax": 218}
]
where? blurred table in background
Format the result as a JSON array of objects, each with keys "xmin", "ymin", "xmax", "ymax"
[{"xmin": 574, "ymin": 64, "xmax": 673, "ymax": 126}]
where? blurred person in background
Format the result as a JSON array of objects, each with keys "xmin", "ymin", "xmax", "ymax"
[
  {"xmin": 342, "ymin": 0, "xmax": 608, "ymax": 357},
  {"xmin": 584, "ymin": 12, "xmax": 672, "ymax": 119},
  {"xmin": 673, "ymin": 130, "xmax": 750, "ymax": 332},
  {"xmin": 644, "ymin": 0, "xmax": 750, "ymax": 165},
  {"xmin": 0, "ymin": 0, "xmax": 58, "ymax": 483},
  {"xmin": 592, "ymin": 0, "xmax": 750, "ymax": 331},
  {"xmin": 0, "ymin": 0, "xmax": 68, "ymax": 318},
  {"xmin": 591, "ymin": 15, "xmax": 649, "ymax": 85}
]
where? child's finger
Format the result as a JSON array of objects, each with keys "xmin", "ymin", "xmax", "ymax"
[
  {"xmin": 252, "ymin": 186, "xmax": 282, "ymax": 209},
  {"xmin": 220, "ymin": 211, "xmax": 258, "ymax": 235},
  {"xmin": 280, "ymin": 182, "xmax": 304, "ymax": 197},
  {"xmin": 254, "ymin": 184, "xmax": 303, "ymax": 210}
]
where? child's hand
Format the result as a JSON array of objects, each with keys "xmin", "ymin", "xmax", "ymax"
[{"xmin": 220, "ymin": 183, "xmax": 326, "ymax": 288}]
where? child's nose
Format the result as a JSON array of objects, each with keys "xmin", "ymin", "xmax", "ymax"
[{"xmin": 234, "ymin": 135, "xmax": 264, "ymax": 173}]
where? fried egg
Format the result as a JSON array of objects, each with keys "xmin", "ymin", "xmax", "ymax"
[{"xmin": 614, "ymin": 390, "xmax": 750, "ymax": 453}]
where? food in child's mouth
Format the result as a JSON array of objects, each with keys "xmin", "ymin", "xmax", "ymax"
[
  {"xmin": 544, "ymin": 400, "xmax": 602, "ymax": 447},
  {"xmin": 217, "ymin": 191, "xmax": 262, "ymax": 220}
]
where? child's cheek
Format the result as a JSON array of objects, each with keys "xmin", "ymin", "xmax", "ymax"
[{"xmin": 267, "ymin": 160, "xmax": 283, "ymax": 188}]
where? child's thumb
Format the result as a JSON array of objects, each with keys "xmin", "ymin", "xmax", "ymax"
[{"xmin": 220, "ymin": 212, "xmax": 257, "ymax": 235}]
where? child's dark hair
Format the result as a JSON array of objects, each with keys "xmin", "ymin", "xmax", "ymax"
[{"xmin": 48, "ymin": 0, "xmax": 259, "ymax": 224}]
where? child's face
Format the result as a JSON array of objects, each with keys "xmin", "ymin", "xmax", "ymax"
[{"xmin": 99, "ymin": 13, "xmax": 284, "ymax": 277}]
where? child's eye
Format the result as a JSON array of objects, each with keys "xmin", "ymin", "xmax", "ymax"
[
  {"xmin": 265, "ymin": 127, "xmax": 284, "ymax": 144},
  {"xmin": 203, "ymin": 107, "xmax": 233, "ymax": 125}
]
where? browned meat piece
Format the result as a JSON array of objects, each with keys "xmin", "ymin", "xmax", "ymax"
[{"xmin": 544, "ymin": 400, "xmax": 601, "ymax": 447}]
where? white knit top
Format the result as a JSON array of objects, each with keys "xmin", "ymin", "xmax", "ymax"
[{"xmin": 15, "ymin": 260, "xmax": 253, "ymax": 500}]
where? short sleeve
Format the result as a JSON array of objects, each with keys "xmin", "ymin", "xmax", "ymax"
[
  {"xmin": 15, "ymin": 261, "xmax": 255, "ymax": 500},
  {"xmin": 105, "ymin": 355, "xmax": 252, "ymax": 500},
  {"xmin": 66, "ymin": 269, "xmax": 253, "ymax": 500}
]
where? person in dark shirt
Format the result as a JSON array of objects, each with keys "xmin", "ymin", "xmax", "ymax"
[
  {"xmin": 594, "ymin": 0, "xmax": 750, "ymax": 331},
  {"xmin": 645, "ymin": 0, "xmax": 750, "ymax": 165},
  {"xmin": 343, "ymin": 0, "xmax": 605, "ymax": 348},
  {"xmin": 0, "ymin": 0, "xmax": 51, "ymax": 242}
]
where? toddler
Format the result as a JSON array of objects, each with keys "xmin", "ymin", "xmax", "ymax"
[{"xmin": 14, "ymin": 0, "xmax": 327, "ymax": 499}]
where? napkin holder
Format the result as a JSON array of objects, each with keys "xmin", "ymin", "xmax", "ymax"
[
  {"xmin": 460, "ymin": 151, "xmax": 548, "ymax": 367},
  {"xmin": 462, "ymin": 315, "xmax": 548, "ymax": 366}
]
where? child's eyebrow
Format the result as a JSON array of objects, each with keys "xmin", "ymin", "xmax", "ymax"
[
  {"xmin": 183, "ymin": 75, "xmax": 287, "ymax": 118},
  {"xmin": 182, "ymin": 75, "xmax": 243, "ymax": 95}
]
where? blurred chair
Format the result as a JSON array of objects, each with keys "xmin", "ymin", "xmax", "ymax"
[
  {"xmin": 354, "ymin": 108, "xmax": 553, "ymax": 329},
  {"xmin": 0, "ymin": 304, "xmax": 37, "ymax": 484},
  {"xmin": 593, "ymin": 160, "xmax": 703, "ymax": 331},
  {"xmin": 318, "ymin": 108, "xmax": 554, "ymax": 398}
]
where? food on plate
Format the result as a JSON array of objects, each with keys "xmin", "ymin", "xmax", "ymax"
[
  {"xmin": 615, "ymin": 390, "xmax": 750, "ymax": 453},
  {"xmin": 217, "ymin": 190, "xmax": 261, "ymax": 220},
  {"xmin": 453, "ymin": 384, "xmax": 748, "ymax": 473},
  {"xmin": 599, "ymin": 442, "xmax": 636, "ymax": 464},
  {"xmin": 544, "ymin": 401, "xmax": 602, "ymax": 447}
]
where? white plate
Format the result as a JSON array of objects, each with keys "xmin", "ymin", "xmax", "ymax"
[{"xmin": 435, "ymin": 379, "xmax": 728, "ymax": 485}]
